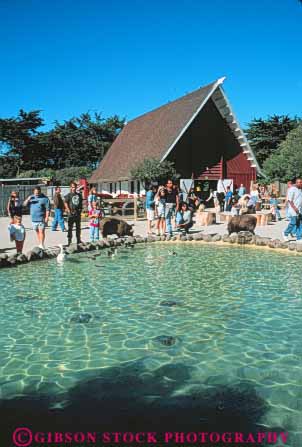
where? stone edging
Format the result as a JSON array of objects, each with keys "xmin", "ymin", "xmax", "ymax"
[{"xmin": 0, "ymin": 231, "xmax": 300, "ymax": 269}]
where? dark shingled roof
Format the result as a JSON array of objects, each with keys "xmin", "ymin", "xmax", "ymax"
[{"xmin": 90, "ymin": 80, "xmax": 219, "ymax": 183}]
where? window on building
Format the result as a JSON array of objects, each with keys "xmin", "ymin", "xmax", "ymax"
[
  {"xmin": 114, "ymin": 183, "xmax": 117, "ymax": 194},
  {"xmin": 137, "ymin": 180, "xmax": 140, "ymax": 194},
  {"xmin": 109, "ymin": 183, "xmax": 113, "ymax": 194},
  {"xmin": 130, "ymin": 181, "xmax": 135, "ymax": 194}
]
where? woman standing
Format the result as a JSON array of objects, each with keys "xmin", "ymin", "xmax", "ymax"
[
  {"xmin": 7, "ymin": 191, "xmax": 22, "ymax": 223},
  {"xmin": 155, "ymin": 186, "xmax": 166, "ymax": 236},
  {"xmin": 250, "ymin": 185, "xmax": 261, "ymax": 212},
  {"xmin": 51, "ymin": 186, "xmax": 66, "ymax": 232}
]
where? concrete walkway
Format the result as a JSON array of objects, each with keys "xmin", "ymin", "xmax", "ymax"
[{"xmin": 0, "ymin": 214, "xmax": 289, "ymax": 255}]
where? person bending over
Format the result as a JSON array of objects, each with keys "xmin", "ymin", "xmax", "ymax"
[{"xmin": 176, "ymin": 202, "xmax": 193, "ymax": 234}]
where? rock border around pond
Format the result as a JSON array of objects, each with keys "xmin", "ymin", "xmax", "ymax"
[{"xmin": 0, "ymin": 231, "xmax": 300, "ymax": 269}]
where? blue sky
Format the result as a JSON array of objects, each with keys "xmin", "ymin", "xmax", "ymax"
[{"xmin": 0, "ymin": 0, "xmax": 301, "ymax": 129}]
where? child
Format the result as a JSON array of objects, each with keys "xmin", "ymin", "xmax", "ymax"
[
  {"xmin": 89, "ymin": 201, "xmax": 102, "ymax": 242},
  {"xmin": 269, "ymin": 194, "xmax": 281, "ymax": 221},
  {"xmin": 155, "ymin": 187, "xmax": 166, "ymax": 236},
  {"xmin": 8, "ymin": 215, "xmax": 26, "ymax": 254},
  {"xmin": 87, "ymin": 187, "xmax": 98, "ymax": 211}
]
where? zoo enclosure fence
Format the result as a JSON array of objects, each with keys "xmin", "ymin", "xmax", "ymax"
[
  {"xmin": 0, "ymin": 185, "xmax": 147, "ymax": 221},
  {"xmin": 98, "ymin": 197, "xmax": 146, "ymax": 220},
  {"xmin": 0, "ymin": 185, "xmax": 70, "ymax": 217}
]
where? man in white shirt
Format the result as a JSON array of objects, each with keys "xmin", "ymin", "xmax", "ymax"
[{"xmin": 283, "ymin": 178, "xmax": 302, "ymax": 242}]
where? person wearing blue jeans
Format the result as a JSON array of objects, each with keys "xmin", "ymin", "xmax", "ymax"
[
  {"xmin": 176, "ymin": 202, "xmax": 193, "ymax": 233},
  {"xmin": 285, "ymin": 180, "xmax": 293, "ymax": 221},
  {"xmin": 52, "ymin": 187, "xmax": 66, "ymax": 232},
  {"xmin": 89, "ymin": 202, "xmax": 101, "ymax": 242},
  {"xmin": 64, "ymin": 182, "xmax": 83, "ymax": 245},
  {"xmin": 175, "ymin": 209, "xmax": 183, "ymax": 227},
  {"xmin": 224, "ymin": 186, "xmax": 233, "ymax": 211},
  {"xmin": 165, "ymin": 204, "xmax": 175, "ymax": 235},
  {"xmin": 164, "ymin": 179, "xmax": 179, "ymax": 236},
  {"xmin": 269, "ymin": 194, "xmax": 281, "ymax": 221},
  {"xmin": 283, "ymin": 178, "xmax": 302, "ymax": 242},
  {"xmin": 146, "ymin": 185, "xmax": 156, "ymax": 235},
  {"xmin": 284, "ymin": 216, "xmax": 302, "ymax": 240}
]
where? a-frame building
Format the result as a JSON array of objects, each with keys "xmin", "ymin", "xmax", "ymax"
[{"xmin": 90, "ymin": 77, "xmax": 260, "ymax": 195}]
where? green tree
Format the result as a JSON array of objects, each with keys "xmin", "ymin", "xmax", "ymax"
[
  {"xmin": 263, "ymin": 124, "xmax": 302, "ymax": 182},
  {"xmin": 39, "ymin": 113, "xmax": 124, "ymax": 170},
  {"xmin": 0, "ymin": 156, "xmax": 17, "ymax": 178},
  {"xmin": 130, "ymin": 158, "xmax": 179, "ymax": 187},
  {"xmin": 0, "ymin": 109, "xmax": 44, "ymax": 175},
  {"xmin": 53, "ymin": 167, "xmax": 93, "ymax": 185},
  {"xmin": 0, "ymin": 110, "xmax": 125, "ymax": 176},
  {"xmin": 245, "ymin": 115, "xmax": 300, "ymax": 167}
]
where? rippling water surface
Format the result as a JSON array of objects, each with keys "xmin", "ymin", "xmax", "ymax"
[{"xmin": 0, "ymin": 243, "xmax": 302, "ymax": 444}]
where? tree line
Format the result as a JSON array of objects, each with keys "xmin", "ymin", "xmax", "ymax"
[
  {"xmin": 0, "ymin": 110, "xmax": 125, "ymax": 183},
  {"xmin": 0, "ymin": 109, "xmax": 301, "ymax": 185},
  {"xmin": 245, "ymin": 115, "xmax": 302, "ymax": 181}
]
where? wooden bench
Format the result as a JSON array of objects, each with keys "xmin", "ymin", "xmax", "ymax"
[
  {"xmin": 219, "ymin": 212, "xmax": 233, "ymax": 224},
  {"xmin": 255, "ymin": 211, "xmax": 272, "ymax": 226},
  {"xmin": 196, "ymin": 210, "xmax": 216, "ymax": 226},
  {"xmin": 219, "ymin": 211, "xmax": 272, "ymax": 226}
]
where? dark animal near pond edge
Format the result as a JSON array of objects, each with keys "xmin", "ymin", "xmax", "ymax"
[
  {"xmin": 100, "ymin": 217, "xmax": 134, "ymax": 238},
  {"xmin": 227, "ymin": 215, "xmax": 257, "ymax": 235}
]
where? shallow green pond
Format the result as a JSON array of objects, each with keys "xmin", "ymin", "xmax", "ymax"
[{"xmin": 0, "ymin": 243, "xmax": 302, "ymax": 444}]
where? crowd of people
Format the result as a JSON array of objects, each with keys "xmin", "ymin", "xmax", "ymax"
[
  {"xmin": 146, "ymin": 180, "xmax": 193, "ymax": 236},
  {"xmin": 145, "ymin": 178, "xmax": 302, "ymax": 240},
  {"xmin": 7, "ymin": 182, "xmax": 85, "ymax": 254},
  {"xmin": 5, "ymin": 178, "xmax": 302, "ymax": 254}
]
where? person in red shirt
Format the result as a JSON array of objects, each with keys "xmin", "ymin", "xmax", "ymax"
[{"xmin": 89, "ymin": 201, "xmax": 102, "ymax": 242}]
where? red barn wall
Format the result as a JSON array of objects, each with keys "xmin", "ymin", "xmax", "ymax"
[
  {"xmin": 226, "ymin": 151, "xmax": 257, "ymax": 189},
  {"xmin": 167, "ymin": 98, "xmax": 257, "ymax": 189}
]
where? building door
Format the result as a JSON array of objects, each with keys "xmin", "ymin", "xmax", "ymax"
[{"xmin": 195, "ymin": 180, "xmax": 217, "ymax": 201}]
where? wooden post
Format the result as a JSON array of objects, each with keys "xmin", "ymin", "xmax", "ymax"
[{"xmin": 134, "ymin": 195, "xmax": 137, "ymax": 221}]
